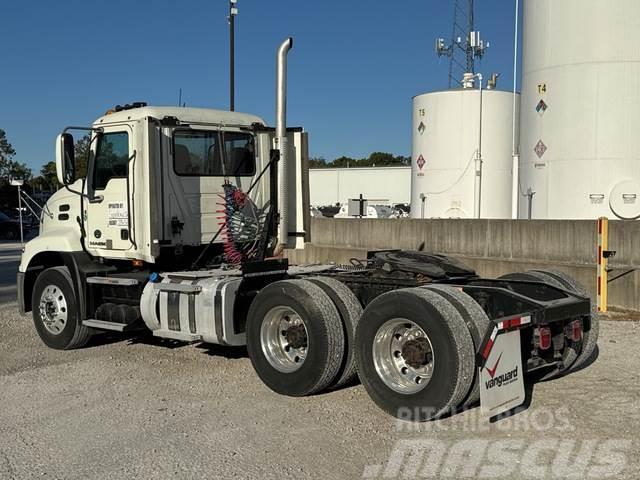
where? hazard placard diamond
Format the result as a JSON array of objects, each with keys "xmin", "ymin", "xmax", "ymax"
[
  {"xmin": 418, "ymin": 121, "xmax": 426, "ymax": 135},
  {"xmin": 536, "ymin": 99, "xmax": 548, "ymax": 116},
  {"xmin": 534, "ymin": 140, "xmax": 547, "ymax": 159},
  {"xmin": 416, "ymin": 154, "xmax": 426, "ymax": 170}
]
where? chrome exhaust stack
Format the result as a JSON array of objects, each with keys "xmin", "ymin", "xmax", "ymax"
[{"xmin": 276, "ymin": 37, "xmax": 293, "ymax": 248}]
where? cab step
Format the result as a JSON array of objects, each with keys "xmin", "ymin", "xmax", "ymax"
[
  {"xmin": 82, "ymin": 319, "xmax": 143, "ymax": 332},
  {"xmin": 152, "ymin": 330, "xmax": 202, "ymax": 343},
  {"xmin": 86, "ymin": 276, "xmax": 139, "ymax": 286}
]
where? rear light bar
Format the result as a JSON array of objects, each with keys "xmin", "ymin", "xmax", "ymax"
[{"xmin": 480, "ymin": 315, "xmax": 532, "ymax": 361}]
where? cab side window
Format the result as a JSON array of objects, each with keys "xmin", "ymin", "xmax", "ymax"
[{"xmin": 93, "ymin": 132, "xmax": 129, "ymax": 190}]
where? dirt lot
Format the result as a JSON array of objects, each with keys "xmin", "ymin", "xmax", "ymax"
[{"xmin": 1, "ymin": 244, "xmax": 639, "ymax": 479}]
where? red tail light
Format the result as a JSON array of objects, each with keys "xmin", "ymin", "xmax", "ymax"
[
  {"xmin": 538, "ymin": 326, "xmax": 552, "ymax": 350},
  {"xmin": 569, "ymin": 320, "xmax": 583, "ymax": 342}
]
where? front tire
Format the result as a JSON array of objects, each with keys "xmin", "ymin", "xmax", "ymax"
[{"xmin": 32, "ymin": 266, "xmax": 91, "ymax": 350}]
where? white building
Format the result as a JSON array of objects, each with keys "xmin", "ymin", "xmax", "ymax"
[{"xmin": 309, "ymin": 166, "xmax": 411, "ymax": 207}]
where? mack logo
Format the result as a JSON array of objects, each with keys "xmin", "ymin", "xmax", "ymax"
[{"xmin": 485, "ymin": 365, "xmax": 519, "ymax": 390}]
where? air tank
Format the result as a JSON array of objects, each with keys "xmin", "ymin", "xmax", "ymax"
[
  {"xmin": 411, "ymin": 88, "xmax": 519, "ymax": 218},
  {"xmin": 519, "ymin": 0, "xmax": 640, "ymax": 219}
]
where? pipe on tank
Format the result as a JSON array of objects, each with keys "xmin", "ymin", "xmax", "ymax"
[
  {"xmin": 511, "ymin": 0, "xmax": 520, "ymax": 219},
  {"xmin": 276, "ymin": 37, "xmax": 293, "ymax": 248},
  {"xmin": 474, "ymin": 73, "xmax": 483, "ymax": 219}
]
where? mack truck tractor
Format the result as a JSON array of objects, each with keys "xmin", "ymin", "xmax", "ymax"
[{"xmin": 17, "ymin": 38, "xmax": 598, "ymax": 421}]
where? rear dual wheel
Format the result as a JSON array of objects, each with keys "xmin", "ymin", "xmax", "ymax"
[
  {"xmin": 355, "ymin": 288, "xmax": 476, "ymax": 421},
  {"xmin": 246, "ymin": 279, "xmax": 345, "ymax": 396},
  {"xmin": 423, "ymin": 284, "xmax": 490, "ymax": 409}
]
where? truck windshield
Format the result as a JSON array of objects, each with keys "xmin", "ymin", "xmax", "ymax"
[{"xmin": 173, "ymin": 130, "xmax": 255, "ymax": 177}]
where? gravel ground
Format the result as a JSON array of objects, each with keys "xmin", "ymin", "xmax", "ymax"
[
  {"xmin": 1, "ymin": 305, "xmax": 639, "ymax": 479},
  {"xmin": 0, "ymin": 245, "xmax": 638, "ymax": 479}
]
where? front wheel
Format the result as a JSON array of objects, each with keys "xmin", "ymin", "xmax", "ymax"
[{"xmin": 32, "ymin": 267, "xmax": 91, "ymax": 350}]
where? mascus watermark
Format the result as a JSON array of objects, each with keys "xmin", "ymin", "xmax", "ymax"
[{"xmin": 362, "ymin": 438, "xmax": 632, "ymax": 479}]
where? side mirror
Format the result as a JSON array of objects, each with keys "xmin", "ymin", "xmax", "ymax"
[{"xmin": 55, "ymin": 133, "xmax": 75, "ymax": 185}]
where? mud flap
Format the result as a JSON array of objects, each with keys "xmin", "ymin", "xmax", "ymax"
[{"xmin": 479, "ymin": 329, "xmax": 525, "ymax": 417}]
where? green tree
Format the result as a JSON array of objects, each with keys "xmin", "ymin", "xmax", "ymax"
[
  {"xmin": 309, "ymin": 156, "xmax": 327, "ymax": 169},
  {"xmin": 329, "ymin": 156, "xmax": 357, "ymax": 168},
  {"xmin": 0, "ymin": 129, "xmax": 32, "ymax": 183},
  {"xmin": 73, "ymin": 134, "xmax": 90, "ymax": 178},
  {"xmin": 32, "ymin": 161, "xmax": 60, "ymax": 191},
  {"xmin": 366, "ymin": 152, "xmax": 395, "ymax": 167},
  {"xmin": 0, "ymin": 129, "xmax": 16, "ymax": 165}
]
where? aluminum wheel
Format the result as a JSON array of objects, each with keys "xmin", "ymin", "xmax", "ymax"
[
  {"xmin": 260, "ymin": 306, "xmax": 308, "ymax": 373},
  {"xmin": 372, "ymin": 318, "xmax": 435, "ymax": 394},
  {"xmin": 38, "ymin": 284, "xmax": 68, "ymax": 335}
]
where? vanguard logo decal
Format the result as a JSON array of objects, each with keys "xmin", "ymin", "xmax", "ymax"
[
  {"xmin": 486, "ymin": 353, "xmax": 502, "ymax": 378},
  {"xmin": 485, "ymin": 364, "xmax": 519, "ymax": 390}
]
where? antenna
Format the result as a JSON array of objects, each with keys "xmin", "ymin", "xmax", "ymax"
[{"xmin": 435, "ymin": 0, "xmax": 489, "ymax": 88}]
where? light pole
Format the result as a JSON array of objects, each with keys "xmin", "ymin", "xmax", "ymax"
[
  {"xmin": 10, "ymin": 178, "xmax": 24, "ymax": 246},
  {"xmin": 229, "ymin": 0, "xmax": 238, "ymax": 111},
  {"xmin": 473, "ymin": 73, "xmax": 484, "ymax": 219}
]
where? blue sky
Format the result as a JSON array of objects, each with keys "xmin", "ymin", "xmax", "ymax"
[{"xmin": 0, "ymin": 0, "xmax": 519, "ymax": 173}]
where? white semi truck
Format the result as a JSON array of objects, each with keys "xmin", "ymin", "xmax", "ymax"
[{"xmin": 17, "ymin": 39, "xmax": 597, "ymax": 421}]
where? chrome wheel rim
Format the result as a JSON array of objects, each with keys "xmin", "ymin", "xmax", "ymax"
[
  {"xmin": 38, "ymin": 284, "xmax": 68, "ymax": 335},
  {"xmin": 260, "ymin": 306, "xmax": 308, "ymax": 373},
  {"xmin": 372, "ymin": 318, "xmax": 435, "ymax": 394}
]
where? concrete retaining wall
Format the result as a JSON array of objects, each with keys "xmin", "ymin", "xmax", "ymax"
[{"xmin": 286, "ymin": 218, "xmax": 640, "ymax": 311}]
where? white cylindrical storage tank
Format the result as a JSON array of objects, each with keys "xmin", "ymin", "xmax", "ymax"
[
  {"xmin": 519, "ymin": 0, "xmax": 640, "ymax": 220},
  {"xmin": 411, "ymin": 89, "xmax": 519, "ymax": 219}
]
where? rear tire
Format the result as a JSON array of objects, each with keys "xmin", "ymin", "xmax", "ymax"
[
  {"xmin": 355, "ymin": 288, "xmax": 474, "ymax": 421},
  {"xmin": 246, "ymin": 279, "xmax": 345, "ymax": 396},
  {"xmin": 423, "ymin": 284, "xmax": 490, "ymax": 409},
  {"xmin": 529, "ymin": 269, "xmax": 599, "ymax": 371},
  {"xmin": 307, "ymin": 276, "xmax": 363, "ymax": 389},
  {"xmin": 32, "ymin": 266, "xmax": 91, "ymax": 350}
]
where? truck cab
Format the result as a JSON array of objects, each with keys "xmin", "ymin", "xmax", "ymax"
[{"xmin": 18, "ymin": 104, "xmax": 309, "ymax": 316}]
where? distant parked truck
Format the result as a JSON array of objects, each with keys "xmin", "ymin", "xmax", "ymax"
[{"xmin": 17, "ymin": 38, "xmax": 598, "ymax": 421}]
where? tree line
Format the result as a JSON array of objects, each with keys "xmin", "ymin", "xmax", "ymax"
[
  {"xmin": 309, "ymin": 152, "xmax": 410, "ymax": 169},
  {"xmin": 0, "ymin": 129, "xmax": 90, "ymax": 211},
  {"xmin": 1, "ymin": 126, "xmax": 408, "ymax": 211}
]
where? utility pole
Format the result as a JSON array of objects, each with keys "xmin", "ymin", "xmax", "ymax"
[{"xmin": 229, "ymin": 0, "xmax": 238, "ymax": 111}]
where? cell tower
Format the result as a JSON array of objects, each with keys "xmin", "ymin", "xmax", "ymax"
[{"xmin": 435, "ymin": 0, "xmax": 489, "ymax": 88}]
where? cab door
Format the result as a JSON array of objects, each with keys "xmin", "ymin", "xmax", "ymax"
[{"xmin": 85, "ymin": 125, "xmax": 135, "ymax": 253}]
